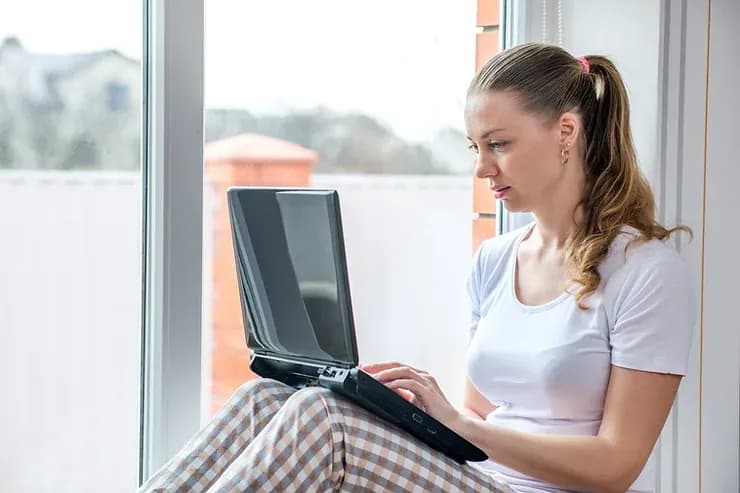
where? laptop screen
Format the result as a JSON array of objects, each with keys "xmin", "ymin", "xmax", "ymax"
[{"xmin": 228, "ymin": 188, "xmax": 358, "ymax": 366}]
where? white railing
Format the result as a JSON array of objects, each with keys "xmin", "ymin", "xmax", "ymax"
[
  {"xmin": 0, "ymin": 171, "xmax": 142, "ymax": 493},
  {"xmin": 0, "ymin": 170, "xmax": 473, "ymax": 492}
]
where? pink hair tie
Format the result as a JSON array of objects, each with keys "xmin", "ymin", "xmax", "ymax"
[{"xmin": 577, "ymin": 56, "xmax": 590, "ymax": 73}]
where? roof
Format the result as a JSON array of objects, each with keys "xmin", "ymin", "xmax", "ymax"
[
  {"xmin": 0, "ymin": 36, "xmax": 137, "ymax": 108},
  {"xmin": 204, "ymin": 133, "xmax": 319, "ymax": 163}
]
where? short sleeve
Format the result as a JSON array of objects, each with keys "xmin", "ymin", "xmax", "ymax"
[
  {"xmin": 466, "ymin": 243, "xmax": 484, "ymax": 339},
  {"xmin": 609, "ymin": 251, "xmax": 696, "ymax": 375}
]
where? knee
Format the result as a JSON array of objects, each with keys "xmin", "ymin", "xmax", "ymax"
[
  {"xmin": 282, "ymin": 387, "xmax": 335, "ymax": 415},
  {"xmin": 277, "ymin": 388, "xmax": 339, "ymax": 446},
  {"xmin": 230, "ymin": 377, "xmax": 293, "ymax": 402}
]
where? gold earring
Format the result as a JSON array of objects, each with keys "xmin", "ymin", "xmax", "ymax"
[{"xmin": 560, "ymin": 146, "xmax": 570, "ymax": 165}]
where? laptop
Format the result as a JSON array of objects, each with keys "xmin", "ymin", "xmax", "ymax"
[{"xmin": 227, "ymin": 186, "xmax": 487, "ymax": 464}]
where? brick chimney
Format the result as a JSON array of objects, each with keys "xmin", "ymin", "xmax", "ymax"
[{"xmin": 204, "ymin": 133, "xmax": 318, "ymax": 414}]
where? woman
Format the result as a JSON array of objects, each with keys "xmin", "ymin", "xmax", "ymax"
[{"xmin": 140, "ymin": 42, "xmax": 694, "ymax": 493}]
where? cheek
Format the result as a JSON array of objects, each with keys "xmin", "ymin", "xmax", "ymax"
[
  {"xmin": 504, "ymin": 144, "xmax": 562, "ymax": 192},
  {"xmin": 520, "ymin": 140, "xmax": 560, "ymax": 174},
  {"xmin": 506, "ymin": 145, "xmax": 552, "ymax": 175}
]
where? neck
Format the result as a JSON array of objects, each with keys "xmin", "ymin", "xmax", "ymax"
[
  {"xmin": 527, "ymin": 181, "xmax": 585, "ymax": 251},
  {"xmin": 529, "ymin": 208, "xmax": 583, "ymax": 251}
]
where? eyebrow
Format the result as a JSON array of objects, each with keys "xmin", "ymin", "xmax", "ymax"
[{"xmin": 465, "ymin": 128, "xmax": 508, "ymax": 141}]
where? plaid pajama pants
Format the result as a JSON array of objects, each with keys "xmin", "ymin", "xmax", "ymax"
[{"xmin": 139, "ymin": 378, "xmax": 517, "ymax": 493}]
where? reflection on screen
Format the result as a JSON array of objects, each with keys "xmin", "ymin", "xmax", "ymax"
[
  {"xmin": 276, "ymin": 191, "xmax": 351, "ymax": 359},
  {"xmin": 233, "ymin": 189, "xmax": 354, "ymax": 363}
]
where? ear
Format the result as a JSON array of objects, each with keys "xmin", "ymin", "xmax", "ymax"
[{"xmin": 558, "ymin": 111, "xmax": 581, "ymax": 147}]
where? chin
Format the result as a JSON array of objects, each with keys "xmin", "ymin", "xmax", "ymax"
[{"xmin": 500, "ymin": 200, "xmax": 530, "ymax": 214}]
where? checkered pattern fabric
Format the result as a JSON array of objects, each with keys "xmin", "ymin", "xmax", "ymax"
[{"xmin": 140, "ymin": 378, "xmax": 517, "ymax": 492}]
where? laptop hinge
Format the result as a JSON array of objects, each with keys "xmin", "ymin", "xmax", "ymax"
[
  {"xmin": 251, "ymin": 350, "xmax": 354, "ymax": 369},
  {"xmin": 250, "ymin": 351, "xmax": 354, "ymax": 388}
]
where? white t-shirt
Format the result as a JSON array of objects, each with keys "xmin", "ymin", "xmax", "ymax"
[{"xmin": 466, "ymin": 223, "xmax": 695, "ymax": 493}]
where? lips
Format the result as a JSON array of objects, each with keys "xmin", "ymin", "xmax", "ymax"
[{"xmin": 493, "ymin": 185, "xmax": 511, "ymax": 199}]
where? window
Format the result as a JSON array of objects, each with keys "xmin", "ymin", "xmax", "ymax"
[
  {"xmin": 107, "ymin": 81, "xmax": 130, "ymax": 112},
  {"xmin": 0, "ymin": 2, "xmax": 142, "ymax": 491}
]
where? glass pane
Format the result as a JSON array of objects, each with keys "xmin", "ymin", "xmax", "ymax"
[
  {"xmin": 202, "ymin": 0, "xmax": 477, "ymax": 419},
  {"xmin": 0, "ymin": 2, "xmax": 142, "ymax": 491}
]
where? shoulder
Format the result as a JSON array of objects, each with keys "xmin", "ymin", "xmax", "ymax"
[
  {"xmin": 468, "ymin": 224, "xmax": 530, "ymax": 306},
  {"xmin": 474, "ymin": 222, "xmax": 532, "ymax": 274},
  {"xmin": 599, "ymin": 227, "xmax": 694, "ymax": 313},
  {"xmin": 600, "ymin": 227, "xmax": 688, "ymax": 281},
  {"xmin": 599, "ymin": 228, "xmax": 696, "ymax": 375}
]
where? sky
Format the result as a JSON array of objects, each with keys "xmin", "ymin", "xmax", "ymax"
[{"xmin": 0, "ymin": 0, "xmax": 478, "ymax": 141}]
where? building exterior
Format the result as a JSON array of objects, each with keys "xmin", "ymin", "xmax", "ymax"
[{"xmin": 0, "ymin": 37, "xmax": 140, "ymax": 170}]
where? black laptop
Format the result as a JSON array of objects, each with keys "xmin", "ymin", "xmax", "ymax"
[{"xmin": 227, "ymin": 186, "xmax": 487, "ymax": 464}]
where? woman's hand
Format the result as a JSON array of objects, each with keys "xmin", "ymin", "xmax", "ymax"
[{"xmin": 360, "ymin": 361, "xmax": 463, "ymax": 427}]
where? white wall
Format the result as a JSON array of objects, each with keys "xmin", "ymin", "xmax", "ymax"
[
  {"xmin": 0, "ymin": 172, "xmax": 141, "ymax": 493},
  {"xmin": 698, "ymin": 0, "xmax": 740, "ymax": 488},
  {"xmin": 651, "ymin": 0, "xmax": 740, "ymax": 490}
]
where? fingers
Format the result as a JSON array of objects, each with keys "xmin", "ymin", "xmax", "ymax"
[
  {"xmin": 361, "ymin": 363, "xmax": 441, "ymax": 401},
  {"xmin": 386, "ymin": 379, "xmax": 429, "ymax": 409},
  {"xmin": 361, "ymin": 362, "xmax": 429, "ymax": 379},
  {"xmin": 360, "ymin": 361, "xmax": 409, "ymax": 374},
  {"xmin": 373, "ymin": 366, "xmax": 433, "ymax": 386},
  {"xmin": 387, "ymin": 378, "xmax": 425, "ymax": 392},
  {"xmin": 392, "ymin": 387, "xmax": 418, "ymax": 404}
]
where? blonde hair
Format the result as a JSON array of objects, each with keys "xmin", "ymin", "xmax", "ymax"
[{"xmin": 468, "ymin": 42, "xmax": 690, "ymax": 309}]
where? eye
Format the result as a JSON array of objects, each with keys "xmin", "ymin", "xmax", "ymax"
[
  {"xmin": 489, "ymin": 141, "xmax": 506, "ymax": 151},
  {"xmin": 467, "ymin": 143, "xmax": 479, "ymax": 154}
]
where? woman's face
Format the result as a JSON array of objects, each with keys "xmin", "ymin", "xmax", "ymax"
[{"xmin": 464, "ymin": 90, "xmax": 569, "ymax": 214}]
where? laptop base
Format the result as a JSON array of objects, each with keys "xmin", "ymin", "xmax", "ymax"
[{"xmin": 250, "ymin": 353, "xmax": 488, "ymax": 464}]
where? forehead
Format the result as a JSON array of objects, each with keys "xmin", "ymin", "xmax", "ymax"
[{"xmin": 464, "ymin": 91, "xmax": 539, "ymax": 136}]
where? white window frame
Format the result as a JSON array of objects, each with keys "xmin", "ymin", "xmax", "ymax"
[{"xmin": 139, "ymin": 0, "xmax": 205, "ymax": 483}]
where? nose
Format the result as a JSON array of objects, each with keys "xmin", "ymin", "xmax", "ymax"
[{"xmin": 474, "ymin": 152, "xmax": 500, "ymax": 181}]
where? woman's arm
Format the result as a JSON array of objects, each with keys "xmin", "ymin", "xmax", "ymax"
[
  {"xmin": 452, "ymin": 366, "xmax": 681, "ymax": 493},
  {"xmin": 366, "ymin": 361, "xmax": 680, "ymax": 492}
]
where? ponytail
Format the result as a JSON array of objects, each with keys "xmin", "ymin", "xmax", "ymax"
[{"xmin": 566, "ymin": 55, "xmax": 690, "ymax": 308}]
